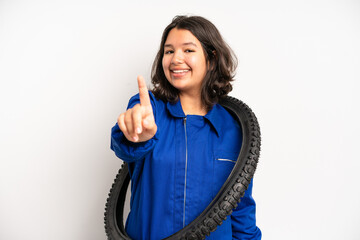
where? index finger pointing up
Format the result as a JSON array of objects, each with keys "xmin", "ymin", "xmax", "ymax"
[{"xmin": 137, "ymin": 75, "xmax": 151, "ymax": 107}]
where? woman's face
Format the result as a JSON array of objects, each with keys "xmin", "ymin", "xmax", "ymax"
[{"xmin": 162, "ymin": 28, "xmax": 208, "ymax": 96}]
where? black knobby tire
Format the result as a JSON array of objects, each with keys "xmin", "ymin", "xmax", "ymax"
[{"xmin": 104, "ymin": 96, "xmax": 261, "ymax": 240}]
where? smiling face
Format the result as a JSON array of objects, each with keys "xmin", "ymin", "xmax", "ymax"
[{"xmin": 162, "ymin": 28, "xmax": 208, "ymax": 96}]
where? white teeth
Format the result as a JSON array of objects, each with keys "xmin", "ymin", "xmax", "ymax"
[{"xmin": 172, "ymin": 69, "xmax": 189, "ymax": 73}]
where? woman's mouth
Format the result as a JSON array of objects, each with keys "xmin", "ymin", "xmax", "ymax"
[{"xmin": 171, "ymin": 69, "xmax": 190, "ymax": 78}]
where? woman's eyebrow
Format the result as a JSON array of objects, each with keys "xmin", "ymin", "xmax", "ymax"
[
  {"xmin": 164, "ymin": 42, "xmax": 198, "ymax": 48},
  {"xmin": 183, "ymin": 42, "xmax": 197, "ymax": 47}
]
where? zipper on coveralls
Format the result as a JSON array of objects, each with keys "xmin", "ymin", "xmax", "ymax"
[{"xmin": 183, "ymin": 117, "xmax": 188, "ymax": 228}]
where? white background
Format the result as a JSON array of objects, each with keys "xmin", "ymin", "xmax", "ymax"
[{"xmin": 1, "ymin": 0, "xmax": 359, "ymax": 239}]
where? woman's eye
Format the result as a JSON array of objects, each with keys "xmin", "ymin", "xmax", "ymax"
[
  {"xmin": 164, "ymin": 50, "xmax": 174, "ymax": 54},
  {"xmin": 185, "ymin": 49, "xmax": 195, "ymax": 53}
]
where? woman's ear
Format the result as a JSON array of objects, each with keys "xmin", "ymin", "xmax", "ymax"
[
  {"xmin": 209, "ymin": 50, "xmax": 217, "ymax": 70},
  {"xmin": 212, "ymin": 50, "xmax": 217, "ymax": 58}
]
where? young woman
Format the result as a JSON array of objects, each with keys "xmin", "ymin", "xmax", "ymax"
[{"xmin": 111, "ymin": 15, "xmax": 261, "ymax": 240}]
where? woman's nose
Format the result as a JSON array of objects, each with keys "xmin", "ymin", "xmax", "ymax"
[{"xmin": 171, "ymin": 50, "xmax": 184, "ymax": 64}]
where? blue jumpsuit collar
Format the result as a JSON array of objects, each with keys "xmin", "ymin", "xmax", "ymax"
[{"xmin": 166, "ymin": 100, "xmax": 222, "ymax": 136}]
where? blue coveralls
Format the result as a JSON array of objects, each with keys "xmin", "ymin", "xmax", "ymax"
[{"xmin": 111, "ymin": 92, "xmax": 261, "ymax": 239}]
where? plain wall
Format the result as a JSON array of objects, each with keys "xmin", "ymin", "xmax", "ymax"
[{"xmin": 1, "ymin": 0, "xmax": 359, "ymax": 239}]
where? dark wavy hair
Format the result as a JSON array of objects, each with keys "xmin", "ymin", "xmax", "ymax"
[{"xmin": 151, "ymin": 15, "xmax": 238, "ymax": 111}]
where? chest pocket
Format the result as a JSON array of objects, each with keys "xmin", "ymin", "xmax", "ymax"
[{"xmin": 212, "ymin": 151, "xmax": 238, "ymax": 198}]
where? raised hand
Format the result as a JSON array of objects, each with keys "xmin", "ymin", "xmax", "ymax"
[{"xmin": 117, "ymin": 76, "xmax": 157, "ymax": 143}]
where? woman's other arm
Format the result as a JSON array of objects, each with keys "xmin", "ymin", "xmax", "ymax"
[{"xmin": 231, "ymin": 179, "xmax": 262, "ymax": 240}]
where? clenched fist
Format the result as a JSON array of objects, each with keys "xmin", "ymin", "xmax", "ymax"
[{"xmin": 117, "ymin": 76, "xmax": 157, "ymax": 143}]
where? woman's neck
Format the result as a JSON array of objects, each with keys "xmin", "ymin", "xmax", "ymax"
[{"xmin": 179, "ymin": 93, "xmax": 207, "ymax": 116}]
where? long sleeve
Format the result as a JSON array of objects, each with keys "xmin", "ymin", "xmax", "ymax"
[{"xmin": 231, "ymin": 179, "xmax": 262, "ymax": 240}]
